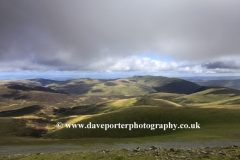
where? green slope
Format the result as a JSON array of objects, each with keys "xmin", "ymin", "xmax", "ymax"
[
  {"xmin": 47, "ymin": 107, "xmax": 240, "ymax": 139},
  {"xmin": 134, "ymin": 97, "xmax": 181, "ymax": 107},
  {"xmin": 55, "ymin": 97, "xmax": 181, "ymax": 118},
  {"xmin": 0, "ymin": 117, "xmax": 49, "ymax": 139},
  {"xmin": 171, "ymin": 87, "xmax": 240, "ymax": 109}
]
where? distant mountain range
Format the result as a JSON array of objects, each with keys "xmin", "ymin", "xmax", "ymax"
[
  {"xmin": 192, "ymin": 79, "xmax": 240, "ymax": 90},
  {"xmin": 1, "ymin": 76, "xmax": 201, "ymax": 95}
]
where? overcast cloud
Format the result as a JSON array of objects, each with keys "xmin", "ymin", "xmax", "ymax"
[{"xmin": 0, "ymin": 0, "xmax": 240, "ymax": 75}]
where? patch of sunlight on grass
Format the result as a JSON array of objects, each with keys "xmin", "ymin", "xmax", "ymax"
[
  {"xmin": 111, "ymin": 98, "xmax": 137, "ymax": 108},
  {"xmin": 199, "ymin": 105, "xmax": 240, "ymax": 109},
  {"xmin": 154, "ymin": 99, "xmax": 182, "ymax": 107},
  {"xmin": 65, "ymin": 114, "xmax": 102, "ymax": 125}
]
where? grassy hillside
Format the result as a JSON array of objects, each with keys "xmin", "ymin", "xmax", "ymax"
[
  {"xmin": 47, "ymin": 107, "xmax": 240, "ymax": 139},
  {"xmin": 134, "ymin": 97, "xmax": 182, "ymax": 107},
  {"xmin": 54, "ymin": 97, "xmax": 181, "ymax": 120},
  {"xmin": 0, "ymin": 76, "xmax": 240, "ymax": 145},
  {"xmin": 0, "ymin": 117, "xmax": 49, "ymax": 139},
  {"xmin": 171, "ymin": 87, "xmax": 240, "ymax": 108},
  {"xmin": 0, "ymin": 84, "xmax": 82, "ymax": 113},
  {"xmin": 144, "ymin": 92, "xmax": 186, "ymax": 101}
]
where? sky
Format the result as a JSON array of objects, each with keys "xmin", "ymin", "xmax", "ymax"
[{"xmin": 0, "ymin": 0, "xmax": 240, "ymax": 79}]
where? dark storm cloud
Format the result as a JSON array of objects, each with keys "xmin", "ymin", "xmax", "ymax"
[
  {"xmin": 203, "ymin": 61, "xmax": 240, "ymax": 69},
  {"xmin": 0, "ymin": 0, "xmax": 240, "ymax": 71}
]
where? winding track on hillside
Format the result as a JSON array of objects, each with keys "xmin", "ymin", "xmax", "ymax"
[{"xmin": 1, "ymin": 140, "xmax": 240, "ymax": 157}]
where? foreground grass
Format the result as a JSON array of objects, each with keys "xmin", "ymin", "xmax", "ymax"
[
  {"xmin": 1, "ymin": 147, "xmax": 240, "ymax": 160},
  {"xmin": 1, "ymin": 106, "xmax": 240, "ymax": 146}
]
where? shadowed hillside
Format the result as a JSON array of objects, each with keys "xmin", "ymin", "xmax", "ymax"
[
  {"xmin": 0, "ymin": 105, "xmax": 42, "ymax": 117},
  {"xmin": 153, "ymin": 80, "xmax": 200, "ymax": 94},
  {"xmin": 125, "ymin": 76, "xmax": 201, "ymax": 94},
  {"xmin": 6, "ymin": 84, "xmax": 67, "ymax": 94}
]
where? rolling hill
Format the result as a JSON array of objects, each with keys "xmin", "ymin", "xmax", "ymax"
[{"xmin": 1, "ymin": 75, "xmax": 201, "ymax": 95}]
